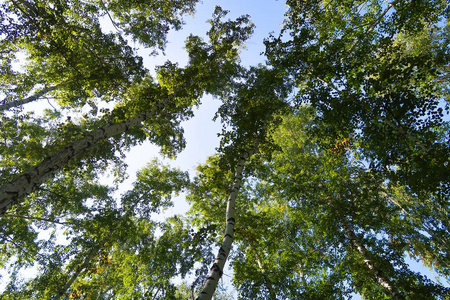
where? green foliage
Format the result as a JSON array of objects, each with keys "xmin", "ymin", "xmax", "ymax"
[
  {"xmin": 106, "ymin": 0, "xmax": 199, "ymax": 50},
  {"xmin": 214, "ymin": 66, "xmax": 292, "ymax": 161},
  {"xmin": 188, "ymin": 107, "xmax": 449, "ymax": 298},
  {"xmin": 1, "ymin": 0, "xmax": 146, "ymax": 109},
  {"xmin": 1, "ymin": 1, "xmax": 449, "ymax": 299},
  {"xmin": 0, "ymin": 161, "xmax": 193, "ymax": 299},
  {"xmin": 265, "ymin": 0, "xmax": 450, "ymax": 196}
]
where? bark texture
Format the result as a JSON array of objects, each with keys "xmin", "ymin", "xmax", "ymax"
[
  {"xmin": 254, "ymin": 252, "xmax": 277, "ymax": 300},
  {"xmin": 0, "ymin": 99, "xmax": 167, "ymax": 215},
  {"xmin": 0, "ymin": 85, "xmax": 60, "ymax": 112},
  {"xmin": 196, "ymin": 144, "xmax": 258, "ymax": 300},
  {"xmin": 343, "ymin": 223, "xmax": 405, "ymax": 299},
  {"xmin": 53, "ymin": 249, "xmax": 99, "ymax": 300}
]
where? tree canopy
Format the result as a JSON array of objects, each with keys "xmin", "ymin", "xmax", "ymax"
[{"xmin": 0, "ymin": 0, "xmax": 449, "ymax": 299}]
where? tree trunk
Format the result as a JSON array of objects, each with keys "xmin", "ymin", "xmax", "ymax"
[
  {"xmin": 0, "ymin": 99, "xmax": 167, "ymax": 215},
  {"xmin": 254, "ymin": 252, "xmax": 277, "ymax": 300},
  {"xmin": 53, "ymin": 249, "xmax": 99, "ymax": 300},
  {"xmin": 343, "ymin": 223, "xmax": 405, "ymax": 299},
  {"xmin": 0, "ymin": 84, "xmax": 61, "ymax": 112},
  {"xmin": 242, "ymin": 230, "xmax": 277, "ymax": 300},
  {"xmin": 196, "ymin": 143, "xmax": 258, "ymax": 300}
]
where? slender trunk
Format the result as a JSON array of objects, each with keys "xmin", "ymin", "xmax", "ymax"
[
  {"xmin": 298, "ymin": 266, "xmax": 307, "ymax": 288},
  {"xmin": 343, "ymin": 223, "xmax": 404, "ymax": 299},
  {"xmin": 0, "ymin": 99, "xmax": 167, "ymax": 215},
  {"xmin": 190, "ymin": 286, "xmax": 195, "ymax": 300},
  {"xmin": 241, "ymin": 230, "xmax": 277, "ymax": 300},
  {"xmin": 196, "ymin": 143, "xmax": 258, "ymax": 300},
  {"xmin": 254, "ymin": 252, "xmax": 276, "ymax": 300},
  {"xmin": 53, "ymin": 249, "xmax": 99, "ymax": 300},
  {"xmin": 0, "ymin": 84, "xmax": 61, "ymax": 112}
]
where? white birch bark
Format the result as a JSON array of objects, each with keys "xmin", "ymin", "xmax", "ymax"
[
  {"xmin": 53, "ymin": 249, "xmax": 99, "ymax": 300},
  {"xmin": 0, "ymin": 99, "xmax": 167, "ymax": 215},
  {"xmin": 254, "ymin": 252, "xmax": 277, "ymax": 300},
  {"xmin": 243, "ymin": 231, "xmax": 277, "ymax": 300},
  {"xmin": 343, "ymin": 223, "xmax": 405, "ymax": 299},
  {"xmin": 196, "ymin": 143, "xmax": 258, "ymax": 300},
  {"xmin": 0, "ymin": 84, "xmax": 61, "ymax": 112}
]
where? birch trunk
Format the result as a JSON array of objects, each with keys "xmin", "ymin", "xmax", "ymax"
[
  {"xmin": 0, "ymin": 84, "xmax": 61, "ymax": 112},
  {"xmin": 343, "ymin": 223, "xmax": 405, "ymax": 299},
  {"xmin": 0, "ymin": 99, "xmax": 167, "ymax": 215},
  {"xmin": 242, "ymin": 231, "xmax": 277, "ymax": 300},
  {"xmin": 254, "ymin": 252, "xmax": 276, "ymax": 300},
  {"xmin": 196, "ymin": 144, "xmax": 258, "ymax": 300},
  {"xmin": 53, "ymin": 249, "xmax": 99, "ymax": 300}
]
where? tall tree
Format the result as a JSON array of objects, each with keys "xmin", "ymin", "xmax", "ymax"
[
  {"xmin": 0, "ymin": 5, "xmax": 254, "ymax": 216},
  {"xmin": 191, "ymin": 62, "xmax": 291, "ymax": 299},
  {"xmin": 1, "ymin": 5, "xmax": 257, "ymax": 299},
  {"xmin": 1, "ymin": 1, "xmax": 449, "ymax": 299},
  {"xmin": 189, "ymin": 107, "xmax": 449, "ymax": 298}
]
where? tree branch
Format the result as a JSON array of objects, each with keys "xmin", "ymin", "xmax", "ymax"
[
  {"xmin": 99, "ymin": 0, "xmax": 122, "ymax": 33},
  {"xmin": 0, "ymin": 97, "xmax": 169, "ymax": 215},
  {"xmin": 0, "ymin": 84, "xmax": 62, "ymax": 112},
  {"xmin": 2, "ymin": 213, "xmax": 70, "ymax": 225},
  {"xmin": 348, "ymin": 0, "xmax": 399, "ymax": 52},
  {"xmin": 254, "ymin": 252, "xmax": 276, "ymax": 300}
]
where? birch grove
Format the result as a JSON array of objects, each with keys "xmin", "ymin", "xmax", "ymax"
[{"xmin": 1, "ymin": 0, "xmax": 449, "ymax": 299}]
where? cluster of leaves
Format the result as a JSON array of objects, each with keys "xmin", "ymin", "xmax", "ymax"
[
  {"xmin": 0, "ymin": 160, "xmax": 201, "ymax": 299},
  {"xmin": 265, "ymin": 0, "xmax": 450, "ymax": 195},
  {"xmin": 188, "ymin": 1, "xmax": 450, "ymax": 298},
  {"xmin": 1, "ymin": 0, "xmax": 449, "ymax": 299},
  {"xmin": 0, "ymin": 1, "xmax": 262, "ymax": 298}
]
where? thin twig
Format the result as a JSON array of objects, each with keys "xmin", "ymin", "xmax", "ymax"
[{"xmin": 99, "ymin": 0, "xmax": 122, "ymax": 33}]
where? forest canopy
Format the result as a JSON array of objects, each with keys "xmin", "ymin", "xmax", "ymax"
[{"xmin": 0, "ymin": 0, "xmax": 449, "ymax": 299}]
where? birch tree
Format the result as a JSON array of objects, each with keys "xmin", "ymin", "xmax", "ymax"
[
  {"xmin": 0, "ymin": 5, "xmax": 254, "ymax": 216},
  {"xmin": 189, "ymin": 108, "xmax": 449, "ymax": 298},
  {"xmin": 1, "ymin": 4, "xmax": 256, "ymax": 298},
  {"xmin": 1, "ymin": 1, "xmax": 449, "ymax": 299},
  {"xmin": 189, "ymin": 65, "xmax": 291, "ymax": 299},
  {"xmin": 0, "ymin": 160, "xmax": 195, "ymax": 299}
]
